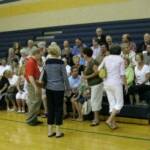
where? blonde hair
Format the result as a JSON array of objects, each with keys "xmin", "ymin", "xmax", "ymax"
[
  {"xmin": 48, "ymin": 44, "xmax": 61, "ymax": 58},
  {"xmin": 72, "ymin": 55, "xmax": 80, "ymax": 65},
  {"xmin": 3, "ymin": 70, "xmax": 12, "ymax": 77}
]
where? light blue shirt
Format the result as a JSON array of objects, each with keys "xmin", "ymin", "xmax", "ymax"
[{"xmin": 68, "ymin": 75, "xmax": 81, "ymax": 90}]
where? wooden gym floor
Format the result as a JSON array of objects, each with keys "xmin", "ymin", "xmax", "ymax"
[{"xmin": 0, "ymin": 111, "xmax": 150, "ymax": 150}]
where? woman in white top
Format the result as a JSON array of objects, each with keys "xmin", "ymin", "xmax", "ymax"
[
  {"xmin": 130, "ymin": 53, "xmax": 150, "ymax": 105},
  {"xmin": 98, "ymin": 45, "xmax": 127, "ymax": 129}
]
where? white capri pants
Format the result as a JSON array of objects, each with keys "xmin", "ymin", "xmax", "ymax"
[
  {"xmin": 104, "ymin": 84, "xmax": 124, "ymax": 113},
  {"xmin": 91, "ymin": 83, "xmax": 103, "ymax": 112},
  {"xmin": 16, "ymin": 91, "xmax": 28, "ymax": 101}
]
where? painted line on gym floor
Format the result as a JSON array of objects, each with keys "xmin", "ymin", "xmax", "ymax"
[{"xmin": 0, "ymin": 117, "xmax": 150, "ymax": 142}]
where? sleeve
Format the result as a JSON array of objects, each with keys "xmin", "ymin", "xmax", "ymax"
[
  {"xmin": 145, "ymin": 65, "xmax": 150, "ymax": 74},
  {"xmin": 61, "ymin": 64, "xmax": 70, "ymax": 91},
  {"xmin": 120, "ymin": 59, "xmax": 125, "ymax": 76},
  {"xmin": 98, "ymin": 59, "xmax": 105, "ymax": 71},
  {"xmin": 39, "ymin": 65, "xmax": 47, "ymax": 87}
]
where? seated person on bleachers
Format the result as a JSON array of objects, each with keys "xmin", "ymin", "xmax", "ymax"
[
  {"xmin": 16, "ymin": 65, "xmax": 28, "ymax": 113},
  {"xmin": 96, "ymin": 42, "xmax": 109, "ymax": 64},
  {"xmin": 19, "ymin": 48, "xmax": 29, "ymax": 67},
  {"xmin": 10, "ymin": 58, "xmax": 19, "ymax": 75},
  {"xmin": 129, "ymin": 53, "xmax": 150, "ymax": 105},
  {"xmin": 68, "ymin": 66, "xmax": 81, "ymax": 119},
  {"xmin": 62, "ymin": 40, "xmax": 73, "ymax": 66},
  {"xmin": 5, "ymin": 71, "xmax": 18, "ymax": 111},
  {"xmin": 72, "ymin": 55, "xmax": 85, "ymax": 75},
  {"xmin": 0, "ymin": 70, "xmax": 10, "ymax": 102},
  {"xmin": 13, "ymin": 42, "xmax": 21, "ymax": 58},
  {"xmin": 71, "ymin": 38, "xmax": 86, "ymax": 56},
  {"xmin": 137, "ymin": 33, "xmax": 150, "ymax": 53},
  {"xmin": 71, "ymin": 75, "xmax": 90, "ymax": 121},
  {"xmin": 0, "ymin": 58, "xmax": 11, "ymax": 77},
  {"xmin": 91, "ymin": 37, "xmax": 101, "ymax": 60},
  {"xmin": 106, "ymin": 35, "xmax": 114, "ymax": 49},
  {"xmin": 7, "ymin": 48, "xmax": 19, "ymax": 65},
  {"xmin": 62, "ymin": 57, "xmax": 71, "ymax": 77},
  {"xmin": 121, "ymin": 43, "xmax": 136, "ymax": 67},
  {"xmin": 124, "ymin": 58, "xmax": 135, "ymax": 105},
  {"xmin": 143, "ymin": 44, "xmax": 150, "ymax": 66},
  {"xmin": 121, "ymin": 34, "xmax": 136, "ymax": 52},
  {"xmin": 95, "ymin": 27, "xmax": 106, "ymax": 44},
  {"xmin": 26, "ymin": 40, "xmax": 34, "ymax": 56}
]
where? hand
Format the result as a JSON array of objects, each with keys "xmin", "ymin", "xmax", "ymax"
[
  {"xmin": 34, "ymin": 86, "xmax": 40, "ymax": 96},
  {"xmin": 36, "ymin": 80, "xmax": 44, "ymax": 88},
  {"xmin": 83, "ymin": 75, "xmax": 88, "ymax": 80},
  {"xmin": 66, "ymin": 90, "xmax": 71, "ymax": 97}
]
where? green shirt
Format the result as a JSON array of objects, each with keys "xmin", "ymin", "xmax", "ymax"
[
  {"xmin": 125, "ymin": 66, "xmax": 134, "ymax": 87},
  {"xmin": 85, "ymin": 59, "xmax": 102, "ymax": 86}
]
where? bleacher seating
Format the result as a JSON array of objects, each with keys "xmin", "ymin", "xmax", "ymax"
[
  {"xmin": 0, "ymin": 18, "xmax": 150, "ymax": 121},
  {"xmin": 0, "ymin": 18, "xmax": 150, "ymax": 57}
]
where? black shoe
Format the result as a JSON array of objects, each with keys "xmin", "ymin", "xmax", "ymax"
[
  {"xmin": 48, "ymin": 132, "xmax": 56, "ymax": 137},
  {"xmin": 27, "ymin": 120, "xmax": 43, "ymax": 126}
]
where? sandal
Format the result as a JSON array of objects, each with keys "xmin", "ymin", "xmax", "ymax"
[
  {"xmin": 90, "ymin": 121, "xmax": 100, "ymax": 126},
  {"xmin": 105, "ymin": 122, "xmax": 118, "ymax": 130}
]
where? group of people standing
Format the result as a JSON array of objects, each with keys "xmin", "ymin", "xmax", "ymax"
[{"xmin": 25, "ymin": 42, "xmax": 126, "ymax": 138}]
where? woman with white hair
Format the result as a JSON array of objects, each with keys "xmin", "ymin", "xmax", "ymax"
[
  {"xmin": 42, "ymin": 44, "xmax": 70, "ymax": 138},
  {"xmin": 98, "ymin": 45, "xmax": 127, "ymax": 129}
]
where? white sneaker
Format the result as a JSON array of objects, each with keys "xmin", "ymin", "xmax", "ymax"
[
  {"xmin": 7, "ymin": 108, "xmax": 10, "ymax": 111},
  {"xmin": 22, "ymin": 110, "xmax": 25, "ymax": 113},
  {"xmin": 17, "ymin": 109, "xmax": 21, "ymax": 113}
]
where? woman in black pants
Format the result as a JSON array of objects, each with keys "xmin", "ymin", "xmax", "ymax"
[{"xmin": 43, "ymin": 44, "xmax": 70, "ymax": 138}]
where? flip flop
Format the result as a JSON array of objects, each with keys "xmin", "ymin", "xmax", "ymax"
[{"xmin": 105, "ymin": 122, "xmax": 118, "ymax": 130}]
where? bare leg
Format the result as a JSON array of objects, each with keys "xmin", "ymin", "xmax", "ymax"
[
  {"xmin": 129, "ymin": 95, "xmax": 134, "ymax": 105},
  {"xmin": 10, "ymin": 99, "xmax": 16, "ymax": 111},
  {"xmin": 71, "ymin": 98, "xmax": 76, "ymax": 119},
  {"xmin": 91, "ymin": 111, "xmax": 100, "ymax": 126},
  {"xmin": 22, "ymin": 100, "xmax": 26, "ymax": 112},
  {"xmin": 16, "ymin": 99, "xmax": 22, "ymax": 112},
  {"xmin": 74, "ymin": 101, "xmax": 83, "ymax": 121},
  {"xmin": 135, "ymin": 94, "xmax": 140, "ymax": 105},
  {"xmin": 106, "ymin": 109, "xmax": 118, "ymax": 129},
  {"xmin": 5, "ymin": 97, "xmax": 10, "ymax": 111}
]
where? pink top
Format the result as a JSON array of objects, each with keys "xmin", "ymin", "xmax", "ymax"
[{"xmin": 98, "ymin": 55, "xmax": 125, "ymax": 85}]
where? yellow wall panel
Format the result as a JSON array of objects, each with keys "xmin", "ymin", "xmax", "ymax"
[
  {"xmin": 0, "ymin": 0, "xmax": 126, "ymax": 18},
  {"xmin": 0, "ymin": 0, "xmax": 149, "ymax": 32}
]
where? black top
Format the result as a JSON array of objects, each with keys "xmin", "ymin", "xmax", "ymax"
[{"xmin": 0, "ymin": 76, "xmax": 9, "ymax": 93}]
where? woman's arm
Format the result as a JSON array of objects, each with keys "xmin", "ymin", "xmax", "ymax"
[
  {"xmin": 98, "ymin": 59, "xmax": 105, "ymax": 71},
  {"xmin": 142, "ymin": 72, "xmax": 150, "ymax": 84},
  {"xmin": 0, "ymin": 84, "xmax": 8, "ymax": 94},
  {"xmin": 61, "ymin": 64, "xmax": 70, "ymax": 91},
  {"xmin": 84, "ymin": 64, "xmax": 99, "ymax": 80},
  {"xmin": 16, "ymin": 77, "xmax": 21, "ymax": 91}
]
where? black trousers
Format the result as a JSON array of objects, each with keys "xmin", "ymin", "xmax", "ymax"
[{"xmin": 46, "ymin": 89, "xmax": 64, "ymax": 125}]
